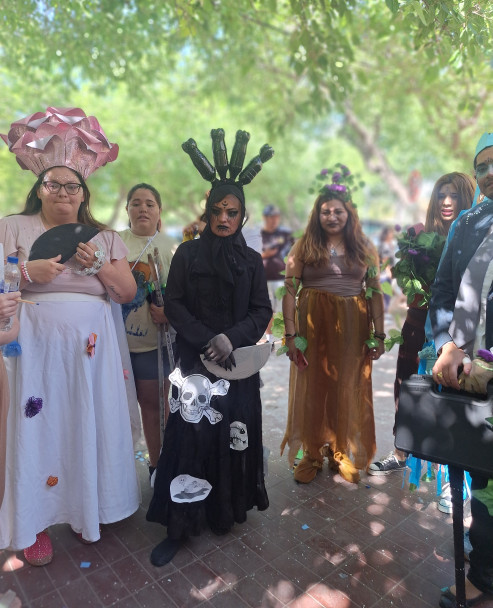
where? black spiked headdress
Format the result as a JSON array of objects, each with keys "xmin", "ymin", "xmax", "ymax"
[{"xmin": 182, "ymin": 129, "xmax": 274, "ymax": 207}]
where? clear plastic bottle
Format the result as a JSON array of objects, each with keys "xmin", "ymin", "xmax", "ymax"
[{"xmin": 1, "ymin": 256, "xmax": 21, "ymax": 331}]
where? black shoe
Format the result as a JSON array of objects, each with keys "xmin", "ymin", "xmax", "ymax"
[
  {"xmin": 464, "ymin": 529, "xmax": 472, "ymax": 562},
  {"xmin": 367, "ymin": 452, "xmax": 407, "ymax": 476},
  {"xmin": 210, "ymin": 524, "xmax": 231, "ymax": 536},
  {"xmin": 150, "ymin": 537, "xmax": 182, "ymax": 566},
  {"xmin": 439, "ymin": 586, "xmax": 491, "ymax": 607}
]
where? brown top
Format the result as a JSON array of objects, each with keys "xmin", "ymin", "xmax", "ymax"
[{"xmin": 302, "ymin": 255, "xmax": 367, "ymax": 296}]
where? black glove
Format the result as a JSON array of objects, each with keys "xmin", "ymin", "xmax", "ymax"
[
  {"xmin": 216, "ymin": 352, "xmax": 236, "ymax": 371},
  {"xmin": 204, "ymin": 333, "xmax": 234, "ymax": 364}
]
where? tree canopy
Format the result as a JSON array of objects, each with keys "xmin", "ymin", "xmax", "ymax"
[{"xmin": 1, "ymin": 1, "xmax": 492, "ymax": 228}]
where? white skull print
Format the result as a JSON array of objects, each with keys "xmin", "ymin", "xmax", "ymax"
[
  {"xmin": 230, "ymin": 421, "xmax": 248, "ymax": 451},
  {"xmin": 168, "ymin": 368, "xmax": 229, "ymax": 424}
]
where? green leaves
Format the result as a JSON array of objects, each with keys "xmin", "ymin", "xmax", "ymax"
[
  {"xmin": 275, "ymin": 285, "xmax": 287, "ymax": 300},
  {"xmin": 365, "ymin": 336, "xmax": 380, "ymax": 349},
  {"xmin": 294, "ymin": 335, "xmax": 308, "ymax": 352},
  {"xmin": 1, "ymin": 0, "xmax": 492, "ymax": 224},
  {"xmin": 381, "ymin": 281, "xmax": 394, "ymax": 296},
  {"xmin": 392, "ymin": 229, "xmax": 446, "ymax": 307},
  {"xmin": 384, "ymin": 328, "xmax": 404, "ymax": 351},
  {"xmin": 271, "ymin": 312, "xmax": 286, "ymax": 338},
  {"xmin": 385, "ymin": 0, "xmax": 400, "ymax": 14},
  {"xmin": 366, "ymin": 328, "xmax": 402, "ymax": 352}
]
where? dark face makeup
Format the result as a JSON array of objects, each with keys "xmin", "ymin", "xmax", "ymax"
[{"xmin": 209, "ymin": 194, "xmax": 241, "ymax": 237}]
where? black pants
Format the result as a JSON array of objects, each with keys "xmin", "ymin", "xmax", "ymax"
[{"xmin": 468, "ymin": 474, "xmax": 493, "ymax": 593}]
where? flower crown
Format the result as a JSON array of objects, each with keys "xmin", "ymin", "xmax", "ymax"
[{"xmin": 309, "ymin": 164, "xmax": 364, "ymax": 204}]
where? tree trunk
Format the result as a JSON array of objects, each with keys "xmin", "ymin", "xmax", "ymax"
[{"xmin": 343, "ymin": 106, "xmax": 412, "ymax": 207}]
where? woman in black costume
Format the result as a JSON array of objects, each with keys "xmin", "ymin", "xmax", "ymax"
[{"xmin": 147, "ymin": 131, "xmax": 273, "ymax": 565}]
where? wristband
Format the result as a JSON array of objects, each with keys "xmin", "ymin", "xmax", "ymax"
[
  {"xmin": 21, "ymin": 261, "xmax": 33, "ymax": 283},
  {"xmin": 374, "ymin": 332, "xmax": 386, "ymax": 340},
  {"xmin": 284, "ymin": 333, "xmax": 297, "ymax": 338}
]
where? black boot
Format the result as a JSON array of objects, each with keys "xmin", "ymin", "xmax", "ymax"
[{"xmin": 150, "ymin": 537, "xmax": 182, "ymax": 567}]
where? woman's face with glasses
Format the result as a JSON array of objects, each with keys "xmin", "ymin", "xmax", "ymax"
[{"xmin": 37, "ymin": 167, "xmax": 85, "ymax": 226}]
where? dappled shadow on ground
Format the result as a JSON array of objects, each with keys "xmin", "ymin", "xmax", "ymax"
[{"xmin": 1, "ymin": 348, "xmax": 476, "ymax": 608}]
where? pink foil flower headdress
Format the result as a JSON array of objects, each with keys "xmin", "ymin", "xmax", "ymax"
[{"xmin": 1, "ymin": 106, "xmax": 119, "ymax": 178}]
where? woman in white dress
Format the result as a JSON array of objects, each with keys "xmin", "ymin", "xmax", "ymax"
[{"xmin": 0, "ymin": 164, "xmax": 140, "ymax": 566}]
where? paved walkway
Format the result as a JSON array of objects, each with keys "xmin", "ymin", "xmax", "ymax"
[{"xmin": 1, "ymin": 326, "xmax": 491, "ymax": 607}]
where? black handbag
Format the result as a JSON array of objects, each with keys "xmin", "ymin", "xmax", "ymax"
[
  {"xmin": 395, "ymin": 373, "xmax": 493, "ymax": 608},
  {"xmin": 395, "ymin": 374, "xmax": 493, "ymax": 477}
]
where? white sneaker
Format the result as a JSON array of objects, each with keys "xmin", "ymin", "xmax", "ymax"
[
  {"xmin": 437, "ymin": 482, "xmax": 452, "ymax": 514},
  {"xmin": 437, "ymin": 482, "xmax": 470, "ymax": 514}
]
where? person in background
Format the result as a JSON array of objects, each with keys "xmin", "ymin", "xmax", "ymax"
[
  {"xmin": 369, "ymin": 172, "xmax": 474, "ymax": 477},
  {"xmin": 281, "ymin": 166, "xmax": 384, "ymax": 484},
  {"xmin": 261, "ymin": 205, "xmax": 294, "ymax": 340},
  {"xmin": 0, "ymin": 107, "xmax": 140, "ymax": 567},
  {"xmin": 120, "ymin": 183, "xmax": 176, "ymax": 480},
  {"xmin": 377, "ymin": 226, "xmax": 395, "ymax": 312},
  {"xmin": 430, "ymin": 135, "xmax": 493, "ymax": 607}
]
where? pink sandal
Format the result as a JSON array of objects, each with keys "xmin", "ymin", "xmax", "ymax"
[
  {"xmin": 72, "ymin": 527, "xmax": 100, "ymax": 544},
  {"xmin": 23, "ymin": 531, "xmax": 53, "ymax": 566}
]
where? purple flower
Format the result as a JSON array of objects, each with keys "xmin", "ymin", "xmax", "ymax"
[
  {"xmin": 394, "ymin": 224, "xmax": 402, "ymax": 232},
  {"xmin": 25, "ymin": 396, "xmax": 43, "ymax": 418},
  {"xmin": 477, "ymin": 349, "xmax": 493, "ymax": 362},
  {"xmin": 408, "ymin": 249, "xmax": 418, "ymax": 256},
  {"xmin": 320, "ymin": 168, "xmax": 329, "ymax": 176},
  {"xmin": 332, "ymin": 172, "xmax": 342, "ymax": 183},
  {"xmin": 326, "ymin": 184, "xmax": 347, "ymax": 193},
  {"xmin": 340, "ymin": 164, "xmax": 351, "ymax": 176}
]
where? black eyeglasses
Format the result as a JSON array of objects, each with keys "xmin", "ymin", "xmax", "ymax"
[{"xmin": 42, "ymin": 181, "xmax": 82, "ymax": 195}]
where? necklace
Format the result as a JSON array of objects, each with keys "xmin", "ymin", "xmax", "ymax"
[
  {"xmin": 329, "ymin": 238, "xmax": 344, "ymax": 257},
  {"xmin": 130, "ymin": 231, "xmax": 159, "ymax": 271}
]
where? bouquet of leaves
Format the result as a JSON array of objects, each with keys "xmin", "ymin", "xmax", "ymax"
[{"xmin": 392, "ymin": 224, "xmax": 446, "ymax": 308}]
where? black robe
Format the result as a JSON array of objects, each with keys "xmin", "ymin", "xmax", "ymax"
[{"xmin": 146, "ymin": 232, "xmax": 272, "ymax": 538}]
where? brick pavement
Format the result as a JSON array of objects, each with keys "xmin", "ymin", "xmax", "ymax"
[{"xmin": 2, "ymin": 330, "xmax": 490, "ymax": 607}]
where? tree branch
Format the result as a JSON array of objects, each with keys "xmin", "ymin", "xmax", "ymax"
[{"xmin": 343, "ymin": 106, "xmax": 411, "ymax": 206}]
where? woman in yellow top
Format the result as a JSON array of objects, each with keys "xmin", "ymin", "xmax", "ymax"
[{"xmin": 120, "ymin": 183, "xmax": 176, "ymax": 478}]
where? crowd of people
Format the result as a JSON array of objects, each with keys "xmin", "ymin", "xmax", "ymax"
[{"xmin": 0, "ymin": 107, "xmax": 492, "ymax": 607}]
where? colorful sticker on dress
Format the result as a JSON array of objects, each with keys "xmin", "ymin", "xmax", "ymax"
[
  {"xmin": 168, "ymin": 368, "xmax": 229, "ymax": 424},
  {"xmin": 230, "ymin": 421, "xmax": 248, "ymax": 451},
  {"xmin": 170, "ymin": 474, "xmax": 212, "ymax": 503},
  {"xmin": 25, "ymin": 396, "xmax": 43, "ymax": 418},
  {"xmin": 86, "ymin": 333, "xmax": 97, "ymax": 357}
]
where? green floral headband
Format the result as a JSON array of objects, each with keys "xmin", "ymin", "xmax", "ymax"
[{"xmin": 309, "ymin": 164, "xmax": 365, "ymax": 204}]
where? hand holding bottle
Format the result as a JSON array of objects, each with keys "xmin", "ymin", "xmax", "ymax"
[
  {"xmin": 0, "ymin": 291, "xmax": 21, "ymax": 332},
  {"xmin": 1, "ymin": 257, "xmax": 21, "ymax": 331},
  {"xmin": 0, "ymin": 292, "xmax": 21, "ymax": 321}
]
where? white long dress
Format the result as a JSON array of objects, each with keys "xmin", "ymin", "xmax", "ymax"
[{"xmin": 0, "ymin": 214, "xmax": 140, "ymax": 550}]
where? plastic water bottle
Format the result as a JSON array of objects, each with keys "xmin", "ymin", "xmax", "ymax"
[{"xmin": 1, "ymin": 256, "xmax": 21, "ymax": 331}]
